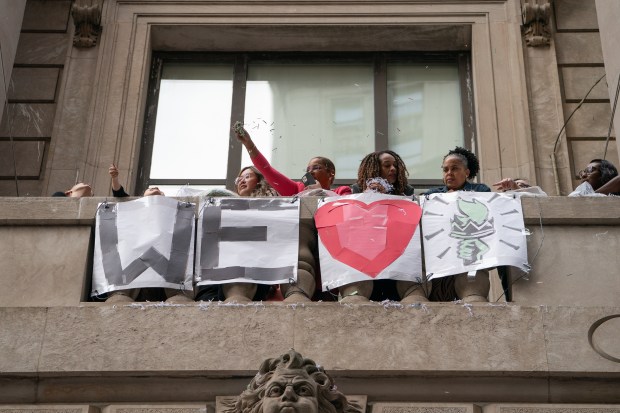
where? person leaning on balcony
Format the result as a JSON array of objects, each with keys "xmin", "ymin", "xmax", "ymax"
[
  {"xmin": 340, "ymin": 150, "xmax": 421, "ymax": 303},
  {"xmin": 350, "ymin": 150, "xmax": 415, "ymax": 196},
  {"xmin": 423, "ymin": 146, "xmax": 492, "ymax": 303},
  {"xmin": 235, "ymin": 165, "xmax": 279, "ymax": 197},
  {"xmin": 233, "ymin": 123, "xmax": 352, "ymax": 196},
  {"xmin": 104, "ymin": 165, "xmax": 196, "ymax": 304},
  {"xmin": 194, "ymin": 165, "xmax": 279, "ymax": 304},
  {"xmin": 577, "ymin": 159, "xmax": 620, "ymax": 195},
  {"xmin": 52, "ymin": 182, "xmax": 94, "ymax": 197}
]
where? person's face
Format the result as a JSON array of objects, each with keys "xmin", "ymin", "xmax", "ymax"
[
  {"xmin": 442, "ymin": 155, "xmax": 469, "ymax": 191},
  {"xmin": 143, "ymin": 187, "xmax": 165, "ymax": 196},
  {"xmin": 262, "ymin": 373, "xmax": 319, "ymax": 413},
  {"xmin": 306, "ymin": 158, "xmax": 332, "ymax": 189},
  {"xmin": 379, "ymin": 153, "xmax": 398, "ymax": 184},
  {"xmin": 67, "ymin": 183, "xmax": 93, "ymax": 198},
  {"xmin": 579, "ymin": 162, "xmax": 603, "ymax": 189},
  {"xmin": 236, "ymin": 168, "xmax": 259, "ymax": 196}
]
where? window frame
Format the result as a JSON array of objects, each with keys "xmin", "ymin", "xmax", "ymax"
[{"xmin": 137, "ymin": 51, "xmax": 476, "ymax": 194}]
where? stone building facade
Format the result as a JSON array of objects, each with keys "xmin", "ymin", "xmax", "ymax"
[{"xmin": 0, "ymin": 0, "xmax": 619, "ymax": 412}]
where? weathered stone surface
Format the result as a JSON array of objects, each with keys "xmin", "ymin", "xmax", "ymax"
[
  {"xmin": 561, "ymin": 67, "xmax": 608, "ymax": 101},
  {"xmin": 555, "ymin": 0, "xmax": 599, "ymax": 30},
  {"xmin": 0, "ymin": 308, "xmax": 47, "ymax": 374},
  {"xmin": 0, "ymin": 226, "xmax": 91, "ymax": 306},
  {"xmin": 0, "ymin": 103, "xmax": 56, "ymax": 138},
  {"xmin": 21, "ymin": 0, "xmax": 71, "ymax": 32},
  {"xmin": 554, "ymin": 33, "xmax": 603, "ymax": 65},
  {"xmin": 0, "ymin": 140, "xmax": 47, "ymax": 178},
  {"xmin": 564, "ymin": 103, "xmax": 614, "ymax": 137},
  {"xmin": 15, "ymin": 33, "xmax": 69, "ymax": 66},
  {"xmin": 0, "ymin": 407, "xmax": 97, "ymax": 413},
  {"xmin": 294, "ymin": 304, "xmax": 547, "ymax": 372},
  {"xmin": 544, "ymin": 306, "xmax": 620, "ymax": 373},
  {"xmin": 102, "ymin": 405, "xmax": 205, "ymax": 413},
  {"xmin": 9, "ymin": 68, "xmax": 60, "ymax": 102},
  {"xmin": 484, "ymin": 404, "xmax": 620, "ymax": 413},
  {"xmin": 38, "ymin": 305, "xmax": 295, "ymax": 373},
  {"xmin": 510, "ymin": 226, "xmax": 620, "ymax": 307},
  {"xmin": 372, "ymin": 403, "xmax": 481, "ymax": 413}
]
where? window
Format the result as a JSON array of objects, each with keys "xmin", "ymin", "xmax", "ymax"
[{"xmin": 138, "ymin": 52, "xmax": 474, "ymax": 195}]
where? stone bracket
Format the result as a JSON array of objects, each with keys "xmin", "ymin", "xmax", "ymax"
[
  {"xmin": 71, "ymin": 0, "xmax": 103, "ymax": 48},
  {"xmin": 522, "ymin": 0, "xmax": 552, "ymax": 47}
]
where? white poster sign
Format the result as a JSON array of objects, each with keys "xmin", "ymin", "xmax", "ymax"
[
  {"xmin": 421, "ymin": 192, "xmax": 529, "ymax": 279},
  {"xmin": 315, "ymin": 193, "xmax": 423, "ymax": 291},
  {"xmin": 91, "ymin": 196, "xmax": 195, "ymax": 296},
  {"xmin": 196, "ymin": 197, "xmax": 299, "ymax": 285}
]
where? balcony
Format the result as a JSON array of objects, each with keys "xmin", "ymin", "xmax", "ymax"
[{"xmin": 0, "ymin": 196, "xmax": 619, "ymax": 405}]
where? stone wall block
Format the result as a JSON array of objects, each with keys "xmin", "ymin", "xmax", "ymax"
[
  {"xmin": 561, "ymin": 67, "xmax": 608, "ymax": 101},
  {"xmin": 15, "ymin": 33, "xmax": 69, "ymax": 66},
  {"xmin": 0, "ymin": 226, "xmax": 92, "ymax": 307},
  {"xmin": 0, "ymin": 407, "xmax": 97, "ymax": 413},
  {"xmin": 563, "ymin": 103, "xmax": 614, "ymax": 137},
  {"xmin": 38, "ymin": 305, "xmax": 295, "ymax": 373},
  {"xmin": 21, "ymin": 0, "xmax": 71, "ymax": 32},
  {"xmin": 372, "ymin": 403, "xmax": 481, "ymax": 413},
  {"xmin": 544, "ymin": 306, "xmax": 620, "ymax": 373},
  {"xmin": 102, "ymin": 404, "xmax": 205, "ymax": 413},
  {"xmin": 484, "ymin": 404, "xmax": 620, "ymax": 412},
  {"xmin": 0, "ymin": 308, "xmax": 48, "ymax": 373},
  {"xmin": 554, "ymin": 0, "xmax": 599, "ymax": 30},
  {"xmin": 9, "ymin": 67, "xmax": 60, "ymax": 102},
  {"xmin": 510, "ymin": 226, "xmax": 620, "ymax": 306},
  {"xmin": 554, "ymin": 33, "xmax": 604, "ymax": 65},
  {"xmin": 293, "ymin": 304, "xmax": 547, "ymax": 372},
  {"xmin": 0, "ymin": 140, "xmax": 47, "ymax": 178},
  {"xmin": 0, "ymin": 103, "xmax": 56, "ymax": 138}
]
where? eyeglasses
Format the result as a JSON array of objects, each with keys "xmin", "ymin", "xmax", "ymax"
[
  {"xmin": 235, "ymin": 174, "xmax": 255, "ymax": 185},
  {"xmin": 306, "ymin": 165, "xmax": 325, "ymax": 173},
  {"xmin": 577, "ymin": 166, "xmax": 600, "ymax": 178}
]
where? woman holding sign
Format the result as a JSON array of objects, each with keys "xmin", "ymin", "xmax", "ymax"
[
  {"xmin": 424, "ymin": 146, "xmax": 491, "ymax": 303},
  {"xmin": 233, "ymin": 122, "xmax": 352, "ymax": 196}
]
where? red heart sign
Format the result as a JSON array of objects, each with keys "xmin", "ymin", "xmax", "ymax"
[{"xmin": 314, "ymin": 199, "xmax": 422, "ymax": 277}]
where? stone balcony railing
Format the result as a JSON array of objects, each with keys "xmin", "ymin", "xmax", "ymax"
[{"xmin": 0, "ymin": 196, "xmax": 619, "ymax": 405}]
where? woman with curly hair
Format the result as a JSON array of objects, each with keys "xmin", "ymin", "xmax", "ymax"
[
  {"xmin": 576, "ymin": 159, "xmax": 620, "ymax": 195},
  {"xmin": 423, "ymin": 146, "xmax": 491, "ymax": 303},
  {"xmin": 351, "ymin": 150, "xmax": 414, "ymax": 195},
  {"xmin": 235, "ymin": 166, "xmax": 279, "ymax": 197},
  {"xmin": 424, "ymin": 146, "xmax": 490, "ymax": 194}
]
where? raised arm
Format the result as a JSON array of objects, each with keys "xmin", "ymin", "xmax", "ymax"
[{"xmin": 232, "ymin": 122, "xmax": 303, "ymax": 196}]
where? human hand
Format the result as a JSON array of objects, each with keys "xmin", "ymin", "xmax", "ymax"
[
  {"xmin": 109, "ymin": 164, "xmax": 119, "ymax": 178},
  {"xmin": 493, "ymin": 178, "xmax": 518, "ymax": 192},
  {"xmin": 109, "ymin": 164, "xmax": 122, "ymax": 191},
  {"xmin": 366, "ymin": 182, "xmax": 386, "ymax": 193}
]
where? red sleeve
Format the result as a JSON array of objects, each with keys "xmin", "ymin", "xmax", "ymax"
[
  {"xmin": 251, "ymin": 151, "xmax": 304, "ymax": 196},
  {"xmin": 334, "ymin": 185, "xmax": 352, "ymax": 195}
]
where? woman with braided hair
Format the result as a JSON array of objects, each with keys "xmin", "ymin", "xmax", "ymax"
[
  {"xmin": 351, "ymin": 150, "xmax": 414, "ymax": 196},
  {"xmin": 424, "ymin": 146, "xmax": 490, "ymax": 194}
]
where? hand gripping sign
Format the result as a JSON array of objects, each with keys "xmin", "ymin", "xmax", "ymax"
[
  {"xmin": 421, "ymin": 192, "xmax": 529, "ymax": 279},
  {"xmin": 196, "ymin": 197, "xmax": 299, "ymax": 285},
  {"xmin": 92, "ymin": 196, "xmax": 196, "ymax": 296},
  {"xmin": 315, "ymin": 193, "xmax": 423, "ymax": 291}
]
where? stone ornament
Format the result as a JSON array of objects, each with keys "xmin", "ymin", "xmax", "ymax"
[
  {"xmin": 221, "ymin": 350, "xmax": 363, "ymax": 413},
  {"xmin": 522, "ymin": 0, "xmax": 552, "ymax": 47},
  {"xmin": 72, "ymin": 0, "xmax": 103, "ymax": 48}
]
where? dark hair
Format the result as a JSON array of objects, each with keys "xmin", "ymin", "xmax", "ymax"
[
  {"xmin": 357, "ymin": 150, "xmax": 409, "ymax": 195},
  {"xmin": 443, "ymin": 146, "xmax": 480, "ymax": 180},
  {"xmin": 238, "ymin": 166, "xmax": 279, "ymax": 196},
  {"xmin": 52, "ymin": 191, "xmax": 67, "ymax": 197},
  {"xmin": 590, "ymin": 159, "xmax": 618, "ymax": 187}
]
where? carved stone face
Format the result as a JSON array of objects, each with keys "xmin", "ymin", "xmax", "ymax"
[{"xmin": 261, "ymin": 372, "xmax": 319, "ymax": 413}]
